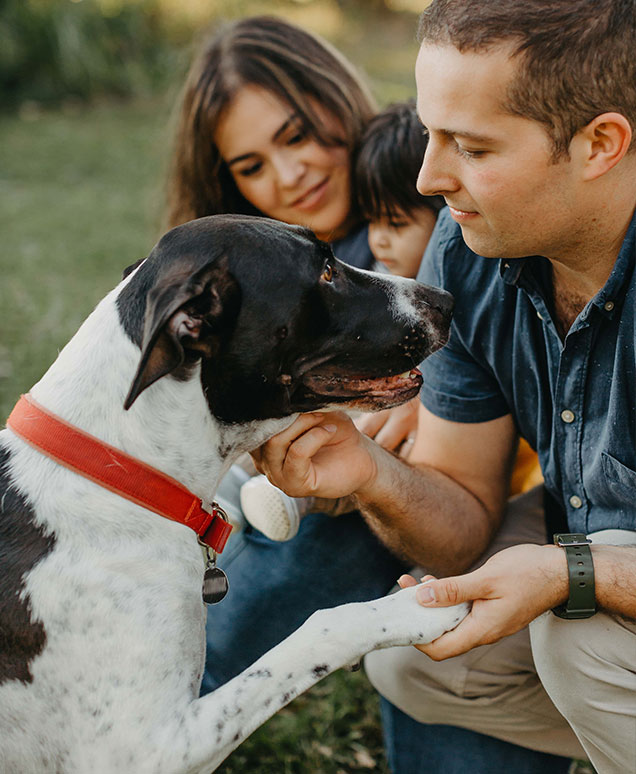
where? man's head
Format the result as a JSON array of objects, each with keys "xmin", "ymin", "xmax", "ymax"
[
  {"xmin": 417, "ymin": 0, "xmax": 636, "ymax": 160},
  {"xmin": 414, "ymin": 0, "xmax": 635, "ymax": 262}
]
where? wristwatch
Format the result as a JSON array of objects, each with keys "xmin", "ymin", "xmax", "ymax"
[{"xmin": 552, "ymin": 533, "xmax": 596, "ymax": 619}]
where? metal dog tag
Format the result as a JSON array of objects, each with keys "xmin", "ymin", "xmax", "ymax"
[
  {"xmin": 202, "ymin": 566, "xmax": 229, "ymax": 604},
  {"xmin": 200, "ymin": 540, "xmax": 229, "ymax": 604}
]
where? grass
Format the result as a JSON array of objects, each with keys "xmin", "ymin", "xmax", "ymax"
[
  {"xmin": 217, "ymin": 669, "xmax": 390, "ymax": 773},
  {"xmin": 0, "ymin": 96, "xmax": 174, "ymax": 420}
]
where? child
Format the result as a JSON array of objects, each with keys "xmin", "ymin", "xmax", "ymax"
[
  {"xmin": 356, "ymin": 100, "xmax": 445, "ymax": 278},
  {"xmin": 237, "ymin": 101, "xmax": 444, "ymax": 541}
]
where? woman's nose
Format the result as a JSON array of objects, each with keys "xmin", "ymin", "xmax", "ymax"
[{"xmin": 274, "ymin": 150, "xmax": 305, "ymax": 187}]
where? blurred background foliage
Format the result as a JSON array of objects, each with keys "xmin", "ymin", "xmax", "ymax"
[{"xmin": 0, "ymin": 0, "xmax": 426, "ymax": 110}]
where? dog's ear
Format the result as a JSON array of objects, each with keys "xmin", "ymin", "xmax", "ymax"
[
  {"xmin": 122, "ymin": 257, "xmax": 146, "ymax": 279},
  {"xmin": 124, "ymin": 256, "xmax": 240, "ymax": 410}
]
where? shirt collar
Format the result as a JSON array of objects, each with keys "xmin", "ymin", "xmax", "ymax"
[
  {"xmin": 499, "ymin": 258, "xmax": 528, "ymax": 286},
  {"xmin": 498, "ymin": 206, "xmax": 636, "ymax": 316},
  {"xmin": 590, "ymin": 206, "xmax": 636, "ymax": 318}
]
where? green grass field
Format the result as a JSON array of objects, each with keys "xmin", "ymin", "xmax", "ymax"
[{"xmin": 0, "ymin": 98, "xmax": 170, "ymax": 419}]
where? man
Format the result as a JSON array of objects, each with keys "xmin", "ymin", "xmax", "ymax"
[{"xmin": 252, "ymin": 1, "xmax": 636, "ymax": 772}]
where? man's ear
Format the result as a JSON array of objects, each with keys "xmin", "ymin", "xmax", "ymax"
[
  {"xmin": 578, "ymin": 112, "xmax": 632, "ymax": 180},
  {"xmin": 124, "ymin": 256, "xmax": 240, "ymax": 410}
]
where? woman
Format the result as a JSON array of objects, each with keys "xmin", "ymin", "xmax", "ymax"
[
  {"xmin": 164, "ymin": 16, "xmax": 415, "ymax": 695},
  {"xmin": 166, "ymin": 15, "xmax": 376, "ymax": 265}
]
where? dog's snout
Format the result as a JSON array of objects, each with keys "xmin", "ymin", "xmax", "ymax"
[{"xmin": 424, "ymin": 287, "xmax": 454, "ymax": 319}]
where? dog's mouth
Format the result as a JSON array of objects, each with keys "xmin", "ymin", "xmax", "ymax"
[{"xmin": 300, "ymin": 366, "xmax": 423, "ymax": 405}]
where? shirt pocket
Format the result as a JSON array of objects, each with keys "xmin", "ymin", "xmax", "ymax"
[{"xmin": 601, "ymin": 451, "xmax": 636, "ymax": 494}]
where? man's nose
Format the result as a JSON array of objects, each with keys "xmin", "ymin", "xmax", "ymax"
[{"xmin": 416, "ymin": 141, "xmax": 458, "ymax": 198}]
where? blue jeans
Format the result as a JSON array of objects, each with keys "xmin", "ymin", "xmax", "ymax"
[
  {"xmin": 201, "ymin": 509, "xmax": 407, "ymax": 694},
  {"xmin": 380, "ymin": 697, "xmax": 572, "ymax": 774}
]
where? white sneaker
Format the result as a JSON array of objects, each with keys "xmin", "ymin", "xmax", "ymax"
[{"xmin": 239, "ymin": 475, "xmax": 315, "ymax": 541}]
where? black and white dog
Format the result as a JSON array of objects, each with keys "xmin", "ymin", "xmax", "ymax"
[{"xmin": 0, "ymin": 215, "xmax": 467, "ymax": 773}]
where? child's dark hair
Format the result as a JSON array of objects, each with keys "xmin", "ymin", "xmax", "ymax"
[{"xmin": 355, "ymin": 100, "xmax": 445, "ymax": 222}]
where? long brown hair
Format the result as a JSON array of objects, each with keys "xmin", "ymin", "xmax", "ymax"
[
  {"xmin": 418, "ymin": 0, "xmax": 636, "ymax": 160},
  {"xmin": 164, "ymin": 16, "xmax": 376, "ymax": 229}
]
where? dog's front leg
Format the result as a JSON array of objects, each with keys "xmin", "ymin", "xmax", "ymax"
[{"xmin": 159, "ymin": 586, "xmax": 468, "ymax": 773}]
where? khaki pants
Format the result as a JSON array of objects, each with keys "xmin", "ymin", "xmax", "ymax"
[{"xmin": 365, "ymin": 487, "xmax": 636, "ymax": 773}]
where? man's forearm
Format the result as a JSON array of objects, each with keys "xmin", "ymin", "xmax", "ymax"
[
  {"xmin": 592, "ymin": 544, "xmax": 636, "ymax": 619},
  {"xmin": 354, "ymin": 438, "xmax": 500, "ymax": 576}
]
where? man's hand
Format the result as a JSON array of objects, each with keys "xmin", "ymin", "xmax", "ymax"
[
  {"xmin": 251, "ymin": 411, "xmax": 379, "ymax": 500},
  {"xmin": 400, "ymin": 544, "xmax": 569, "ymax": 660},
  {"xmin": 354, "ymin": 397, "xmax": 420, "ymax": 457}
]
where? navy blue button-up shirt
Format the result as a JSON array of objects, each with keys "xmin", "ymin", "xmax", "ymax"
[{"xmin": 417, "ymin": 206, "xmax": 636, "ymax": 534}]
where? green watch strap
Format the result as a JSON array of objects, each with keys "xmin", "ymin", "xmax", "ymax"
[{"xmin": 552, "ymin": 533, "xmax": 596, "ymax": 619}]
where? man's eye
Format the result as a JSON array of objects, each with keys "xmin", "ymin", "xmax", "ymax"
[
  {"xmin": 455, "ymin": 145, "xmax": 485, "ymax": 160},
  {"xmin": 390, "ymin": 221, "xmax": 408, "ymax": 229},
  {"xmin": 321, "ymin": 264, "xmax": 334, "ymax": 282}
]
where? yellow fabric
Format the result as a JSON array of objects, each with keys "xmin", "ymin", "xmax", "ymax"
[{"xmin": 510, "ymin": 438, "xmax": 543, "ymax": 495}]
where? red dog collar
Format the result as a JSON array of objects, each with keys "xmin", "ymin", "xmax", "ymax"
[{"xmin": 6, "ymin": 394, "xmax": 232, "ymax": 552}]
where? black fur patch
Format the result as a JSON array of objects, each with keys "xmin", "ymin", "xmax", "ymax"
[{"xmin": 0, "ymin": 443, "xmax": 56, "ymax": 685}]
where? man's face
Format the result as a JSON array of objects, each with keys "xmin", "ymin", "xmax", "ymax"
[{"xmin": 415, "ymin": 43, "xmax": 584, "ymax": 260}]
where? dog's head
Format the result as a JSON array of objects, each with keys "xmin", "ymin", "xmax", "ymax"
[{"xmin": 118, "ymin": 215, "xmax": 453, "ymax": 424}]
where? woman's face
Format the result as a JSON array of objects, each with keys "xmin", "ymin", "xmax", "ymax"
[{"xmin": 214, "ymin": 85, "xmax": 353, "ymax": 241}]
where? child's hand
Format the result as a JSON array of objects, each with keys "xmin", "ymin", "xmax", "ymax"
[{"xmin": 354, "ymin": 397, "xmax": 420, "ymax": 457}]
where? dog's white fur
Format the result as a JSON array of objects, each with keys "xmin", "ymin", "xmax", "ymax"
[{"xmin": 0, "ymin": 267, "xmax": 468, "ymax": 774}]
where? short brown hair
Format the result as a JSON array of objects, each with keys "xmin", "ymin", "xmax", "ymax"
[
  {"xmin": 165, "ymin": 16, "xmax": 376, "ymax": 229},
  {"xmin": 418, "ymin": 0, "xmax": 636, "ymax": 158}
]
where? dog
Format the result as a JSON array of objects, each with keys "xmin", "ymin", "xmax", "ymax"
[{"xmin": 0, "ymin": 214, "xmax": 468, "ymax": 773}]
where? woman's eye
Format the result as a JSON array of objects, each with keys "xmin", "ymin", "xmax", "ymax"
[
  {"xmin": 321, "ymin": 264, "xmax": 334, "ymax": 282},
  {"xmin": 237, "ymin": 161, "xmax": 262, "ymax": 177},
  {"xmin": 287, "ymin": 131, "xmax": 305, "ymax": 145},
  {"xmin": 286, "ymin": 124, "xmax": 307, "ymax": 146}
]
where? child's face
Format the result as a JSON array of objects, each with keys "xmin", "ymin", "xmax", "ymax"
[{"xmin": 367, "ymin": 207, "xmax": 438, "ymax": 278}]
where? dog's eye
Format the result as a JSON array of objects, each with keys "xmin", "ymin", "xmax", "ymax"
[{"xmin": 321, "ymin": 264, "xmax": 334, "ymax": 283}]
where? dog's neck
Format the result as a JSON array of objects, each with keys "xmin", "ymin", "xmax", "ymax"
[{"xmin": 29, "ymin": 283, "xmax": 295, "ymax": 502}]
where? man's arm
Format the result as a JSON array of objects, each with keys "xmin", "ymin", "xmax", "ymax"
[
  {"xmin": 405, "ymin": 541, "xmax": 636, "ymax": 661},
  {"xmin": 252, "ymin": 403, "xmax": 518, "ymax": 576}
]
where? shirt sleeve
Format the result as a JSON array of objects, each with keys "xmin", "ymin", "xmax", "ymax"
[{"xmin": 416, "ymin": 211, "xmax": 511, "ymax": 423}]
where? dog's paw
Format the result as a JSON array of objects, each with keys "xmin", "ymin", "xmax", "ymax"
[{"xmin": 363, "ymin": 585, "xmax": 470, "ymax": 648}]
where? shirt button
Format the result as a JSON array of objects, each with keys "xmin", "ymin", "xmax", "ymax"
[
  {"xmin": 536, "ymin": 310, "xmax": 544, "ymax": 320},
  {"xmin": 604, "ymin": 301, "xmax": 615, "ymax": 311},
  {"xmin": 561, "ymin": 409, "xmax": 575, "ymax": 423},
  {"xmin": 569, "ymin": 495, "xmax": 583, "ymax": 509}
]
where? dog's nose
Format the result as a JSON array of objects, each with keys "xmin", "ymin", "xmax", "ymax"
[{"xmin": 419, "ymin": 285, "xmax": 454, "ymax": 319}]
